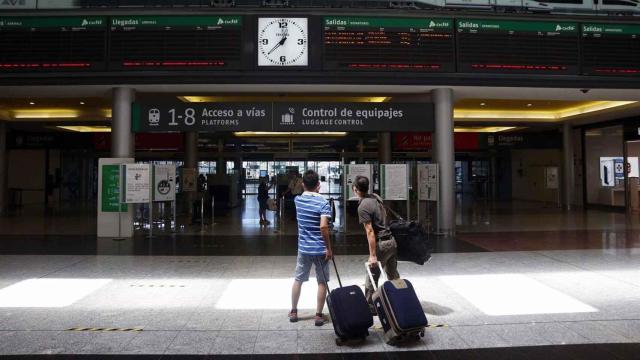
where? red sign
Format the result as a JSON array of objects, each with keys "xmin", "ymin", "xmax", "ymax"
[
  {"xmin": 394, "ymin": 132, "xmax": 482, "ymax": 151},
  {"xmin": 93, "ymin": 133, "xmax": 184, "ymax": 151},
  {"xmin": 395, "ymin": 132, "xmax": 432, "ymax": 150}
]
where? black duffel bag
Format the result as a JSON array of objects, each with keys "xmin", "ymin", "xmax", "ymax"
[
  {"xmin": 378, "ymin": 201, "xmax": 432, "ymax": 266},
  {"xmin": 389, "ymin": 219, "xmax": 433, "ymax": 265}
]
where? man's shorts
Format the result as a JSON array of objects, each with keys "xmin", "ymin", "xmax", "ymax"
[{"xmin": 294, "ymin": 253, "xmax": 330, "ymax": 283}]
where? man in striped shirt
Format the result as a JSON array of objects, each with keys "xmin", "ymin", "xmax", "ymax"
[{"xmin": 289, "ymin": 170, "xmax": 333, "ymax": 327}]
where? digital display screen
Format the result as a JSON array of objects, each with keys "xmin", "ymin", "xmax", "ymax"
[
  {"xmin": 0, "ymin": 16, "xmax": 106, "ymax": 72},
  {"xmin": 323, "ymin": 17, "xmax": 455, "ymax": 72},
  {"xmin": 457, "ymin": 19, "xmax": 579, "ymax": 75},
  {"xmin": 109, "ymin": 16, "xmax": 243, "ymax": 70},
  {"xmin": 582, "ymin": 24, "xmax": 640, "ymax": 76}
]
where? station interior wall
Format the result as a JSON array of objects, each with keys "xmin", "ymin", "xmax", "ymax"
[{"xmin": 510, "ymin": 149, "xmax": 562, "ymax": 203}]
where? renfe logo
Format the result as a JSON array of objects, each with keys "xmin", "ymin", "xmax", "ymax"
[
  {"xmin": 217, "ymin": 17, "xmax": 239, "ymax": 25},
  {"xmin": 81, "ymin": 19, "xmax": 102, "ymax": 26}
]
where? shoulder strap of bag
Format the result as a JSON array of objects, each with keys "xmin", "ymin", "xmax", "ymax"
[{"xmin": 373, "ymin": 194, "xmax": 404, "ymax": 222}]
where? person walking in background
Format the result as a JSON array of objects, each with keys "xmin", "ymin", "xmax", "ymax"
[
  {"xmin": 258, "ymin": 176, "xmax": 273, "ymax": 225},
  {"xmin": 289, "ymin": 170, "xmax": 333, "ymax": 326}
]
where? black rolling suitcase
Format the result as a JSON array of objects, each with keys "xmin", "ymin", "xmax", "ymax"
[{"xmin": 322, "ymin": 258, "xmax": 373, "ymax": 345}]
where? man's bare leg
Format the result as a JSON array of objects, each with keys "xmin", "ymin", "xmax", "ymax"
[{"xmin": 289, "ymin": 280, "xmax": 302, "ymax": 322}]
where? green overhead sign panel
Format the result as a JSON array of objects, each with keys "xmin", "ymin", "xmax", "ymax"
[
  {"xmin": 324, "ymin": 16, "xmax": 452, "ymax": 31},
  {"xmin": 582, "ymin": 23, "xmax": 640, "ymax": 36},
  {"xmin": 457, "ymin": 19, "xmax": 578, "ymax": 34},
  {"xmin": 110, "ymin": 16, "xmax": 242, "ymax": 29},
  {"xmin": 0, "ymin": 16, "xmax": 106, "ymax": 29}
]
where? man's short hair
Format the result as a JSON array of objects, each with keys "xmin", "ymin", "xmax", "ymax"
[
  {"xmin": 354, "ymin": 175, "xmax": 369, "ymax": 194},
  {"xmin": 302, "ymin": 170, "xmax": 319, "ymax": 190}
]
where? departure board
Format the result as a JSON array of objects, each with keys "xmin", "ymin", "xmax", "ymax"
[
  {"xmin": 323, "ymin": 17, "xmax": 455, "ymax": 72},
  {"xmin": 109, "ymin": 16, "xmax": 243, "ymax": 70},
  {"xmin": 582, "ymin": 23, "xmax": 640, "ymax": 76},
  {"xmin": 0, "ymin": 17, "xmax": 106, "ymax": 72},
  {"xmin": 457, "ymin": 19, "xmax": 579, "ymax": 75}
]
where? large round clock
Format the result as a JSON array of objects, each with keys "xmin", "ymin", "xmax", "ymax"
[{"xmin": 258, "ymin": 17, "xmax": 308, "ymax": 67}]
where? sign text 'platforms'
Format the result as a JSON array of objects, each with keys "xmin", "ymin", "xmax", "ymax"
[{"xmin": 133, "ymin": 103, "xmax": 434, "ymax": 133}]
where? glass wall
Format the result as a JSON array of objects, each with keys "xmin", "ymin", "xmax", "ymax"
[{"xmin": 584, "ymin": 125, "xmax": 625, "ymax": 207}]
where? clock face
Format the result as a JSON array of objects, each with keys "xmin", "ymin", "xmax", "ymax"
[{"xmin": 258, "ymin": 18, "xmax": 308, "ymax": 67}]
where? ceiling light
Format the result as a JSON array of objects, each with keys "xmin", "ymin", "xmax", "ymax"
[
  {"xmin": 29, "ymin": 101, "xmax": 35, "ymax": 105},
  {"xmin": 56, "ymin": 126, "xmax": 111, "ymax": 133},
  {"xmin": 80, "ymin": 101, "xmax": 85, "ymax": 105},
  {"xmin": 480, "ymin": 102, "xmax": 486, "ymax": 106},
  {"xmin": 527, "ymin": 103, "xmax": 533, "ymax": 107},
  {"xmin": 454, "ymin": 126, "xmax": 518, "ymax": 133},
  {"xmin": 234, "ymin": 132, "xmax": 347, "ymax": 137},
  {"xmin": 13, "ymin": 109, "xmax": 79, "ymax": 119},
  {"xmin": 454, "ymin": 101, "xmax": 637, "ymax": 123}
]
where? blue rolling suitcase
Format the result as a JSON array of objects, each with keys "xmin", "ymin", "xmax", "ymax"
[
  {"xmin": 367, "ymin": 262, "xmax": 428, "ymax": 345},
  {"xmin": 323, "ymin": 258, "xmax": 373, "ymax": 345}
]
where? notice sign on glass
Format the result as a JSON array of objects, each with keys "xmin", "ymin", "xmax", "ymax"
[
  {"xmin": 381, "ymin": 164, "xmax": 408, "ymax": 201},
  {"xmin": 153, "ymin": 164, "xmax": 176, "ymax": 202},
  {"xmin": 345, "ymin": 164, "xmax": 372, "ymax": 201},
  {"xmin": 123, "ymin": 164, "xmax": 151, "ymax": 204},
  {"xmin": 101, "ymin": 164, "xmax": 127, "ymax": 212},
  {"xmin": 417, "ymin": 164, "xmax": 438, "ymax": 201}
]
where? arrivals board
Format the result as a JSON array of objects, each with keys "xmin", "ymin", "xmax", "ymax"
[
  {"xmin": 323, "ymin": 17, "xmax": 455, "ymax": 72},
  {"xmin": 456, "ymin": 19, "xmax": 579, "ymax": 75},
  {"xmin": 0, "ymin": 16, "xmax": 107, "ymax": 72},
  {"xmin": 109, "ymin": 16, "xmax": 243, "ymax": 70},
  {"xmin": 582, "ymin": 24, "xmax": 640, "ymax": 76}
]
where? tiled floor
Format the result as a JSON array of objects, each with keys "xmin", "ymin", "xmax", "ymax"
[{"xmin": 0, "ymin": 249, "xmax": 639, "ymax": 356}]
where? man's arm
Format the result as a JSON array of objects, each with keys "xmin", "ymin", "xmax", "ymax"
[
  {"xmin": 320, "ymin": 216, "xmax": 333, "ymax": 260},
  {"xmin": 363, "ymin": 222, "xmax": 377, "ymax": 266}
]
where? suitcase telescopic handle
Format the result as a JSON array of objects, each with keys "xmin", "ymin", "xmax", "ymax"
[{"xmin": 365, "ymin": 262, "xmax": 387, "ymax": 291}]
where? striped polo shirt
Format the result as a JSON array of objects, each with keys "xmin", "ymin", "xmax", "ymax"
[{"xmin": 294, "ymin": 191, "xmax": 332, "ymax": 255}]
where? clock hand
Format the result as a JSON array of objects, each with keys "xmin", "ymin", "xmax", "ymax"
[{"xmin": 267, "ymin": 36, "xmax": 288, "ymax": 55}]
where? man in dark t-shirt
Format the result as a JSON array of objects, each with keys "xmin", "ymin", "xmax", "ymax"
[
  {"xmin": 257, "ymin": 176, "xmax": 273, "ymax": 225},
  {"xmin": 353, "ymin": 175, "xmax": 400, "ymax": 312}
]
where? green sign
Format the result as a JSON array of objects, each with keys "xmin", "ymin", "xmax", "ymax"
[
  {"xmin": 0, "ymin": 16, "xmax": 106, "ymax": 29},
  {"xmin": 324, "ymin": 16, "xmax": 452, "ymax": 31},
  {"xmin": 457, "ymin": 19, "xmax": 578, "ymax": 34},
  {"xmin": 101, "ymin": 165, "xmax": 127, "ymax": 213},
  {"xmin": 582, "ymin": 23, "xmax": 640, "ymax": 36},
  {"xmin": 110, "ymin": 16, "xmax": 242, "ymax": 29}
]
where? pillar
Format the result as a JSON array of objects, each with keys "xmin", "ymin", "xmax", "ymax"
[
  {"xmin": 563, "ymin": 122, "xmax": 574, "ymax": 210},
  {"xmin": 433, "ymin": 88, "xmax": 455, "ymax": 236},
  {"xmin": 185, "ymin": 132, "xmax": 199, "ymax": 169},
  {"xmin": 111, "ymin": 87, "xmax": 135, "ymax": 158},
  {"xmin": 378, "ymin": 132, "xmax": 391, "ymax": 164},
  {"xmin": 0, "ymin": 121, "xmax": 7, "ymax": 215}
]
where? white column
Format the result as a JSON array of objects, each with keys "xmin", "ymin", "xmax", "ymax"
[
  {"xmin": 433, "ymin": 88, "xmax": 455, "ymax": 236},
  {"xmin": 111, "ymin": 87, "xmax": 135, "ymax": 158}
]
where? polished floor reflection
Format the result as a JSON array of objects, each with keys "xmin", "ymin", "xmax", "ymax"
[{"xmin": 0, "ymin": 250, "xmax": 639, "ymax": 357}]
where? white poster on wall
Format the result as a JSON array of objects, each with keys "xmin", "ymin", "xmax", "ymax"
[
  {"xmin": 417, "ymin": 164, "xmax": 439, "ymax": 201},
  {"xmin": 628, "ymin": 157, "xmax": 639, "ymax": 178},
  {"xmin": 153, "ymin": 164, "xmax": 176, "ymax": 202},
  {"xmin": 600, "ymin": 158, "xmax": 615, "ymax": 187},
  {"xmin": 345, "ymin": 164, "xmax": 372, "ymax": 201},
  {"xmin": 544, "ymin": 167, "xmax": 559, "ymax": 190},
  {"xmin": 124, "ymin": 164, "xmax": 151, "ymax": 204},
  {"xmin": 381, "ymin": 164, "xmax": 408, "ymax": 201}
]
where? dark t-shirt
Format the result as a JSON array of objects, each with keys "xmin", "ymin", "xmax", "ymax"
[
  {"xmin": 358, "ymin": 194, "xmax": 392, "ymax": 240},
  {"xmin": 258, "ymin": 182, "xmax": 269, "ymax": 201}
]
